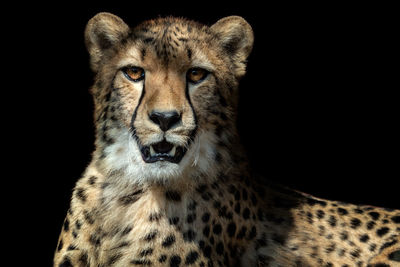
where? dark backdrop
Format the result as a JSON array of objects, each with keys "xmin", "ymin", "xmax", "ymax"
[{"xmin": 10, "ymin": 4, "xmax": 397, "ymax": 265}]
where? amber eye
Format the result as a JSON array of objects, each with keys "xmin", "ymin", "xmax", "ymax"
[
  {"xmin": 187, "ymin": 68, "xmax": 209, "ymax": 84},
  {"xmin": 122, "ymin": 66, "xmax": 145, "ymax": 82}
]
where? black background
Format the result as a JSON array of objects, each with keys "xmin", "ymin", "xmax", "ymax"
[{"xmin": 8, "ymin": 4, "xmax": 398, "ymax": 266}]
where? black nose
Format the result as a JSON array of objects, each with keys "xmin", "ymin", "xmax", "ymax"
[{"xmin": 149, "ymin": 110, "xmax": 181, "ymax": 131}]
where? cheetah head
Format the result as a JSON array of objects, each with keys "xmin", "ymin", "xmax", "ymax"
[{"xmin": 85, "ymin": 13, "xmax": 253, "ymax": 183}]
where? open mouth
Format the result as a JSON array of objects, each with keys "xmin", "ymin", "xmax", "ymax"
[{"xmin": 139, "ymin": 139, "xmax": 187, "ymax": 163}]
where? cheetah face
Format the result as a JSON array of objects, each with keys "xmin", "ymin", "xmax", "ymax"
[{"xmin": 85, "ymin": 13, "xmax": 253, "ymax": 182}]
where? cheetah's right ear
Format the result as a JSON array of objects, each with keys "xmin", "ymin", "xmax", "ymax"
[{"xmin": 85, "ymin": 12, "xmax": 130, "ymax": 72}]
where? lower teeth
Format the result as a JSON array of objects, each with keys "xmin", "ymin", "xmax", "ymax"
[{"xmin": 149, "ymin": 145, "xmax": 176, "ymax": 157}]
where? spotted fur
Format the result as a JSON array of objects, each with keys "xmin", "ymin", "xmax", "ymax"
[{"xmin": 54, "ymin": 13, "xmax": 400, "ymax": 266}]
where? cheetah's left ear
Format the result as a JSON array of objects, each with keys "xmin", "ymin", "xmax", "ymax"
[{"xmin": 211, "ymin": 16, "xmax": 254, "ymax": 78}]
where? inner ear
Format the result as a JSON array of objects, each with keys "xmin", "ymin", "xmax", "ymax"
[{"xmin": 211, "ymin": 16, "xmax": 254, "ymax": 59}]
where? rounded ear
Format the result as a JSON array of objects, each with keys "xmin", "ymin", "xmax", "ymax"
[
  {"xmin": 211, "ymin": 16, "xmax": 254, "ymax": 78},
  {"xmin": 85, "ymin": 12, "xmax": 130, "ymax": 71}
]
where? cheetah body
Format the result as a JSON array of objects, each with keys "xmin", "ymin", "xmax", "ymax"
[{"xmin": 54, "ymin": 13, "xmax": 400, "ymax": 267}]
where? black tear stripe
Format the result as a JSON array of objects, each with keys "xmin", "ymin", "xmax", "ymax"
[
  {"xmin": 130, "ymin": 83, "xmax": 146, "ymax": 142},
  {"xmin": 185, "ymin": 83, "xmax": 198, "ymax": 145}
]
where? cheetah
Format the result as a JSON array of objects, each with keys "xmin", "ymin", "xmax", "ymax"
[{"xmin": 54, "ymin": 12, "xmax": 400, "ymax": 266}]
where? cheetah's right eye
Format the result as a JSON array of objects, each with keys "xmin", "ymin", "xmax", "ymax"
[{"xmin": 122, "ymin": 67, "xmax": 145, "ymax": 82}]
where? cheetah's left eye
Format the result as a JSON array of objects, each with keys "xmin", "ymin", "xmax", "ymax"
[{"xmin": 187, "ymin": 68, "xmax": 209, "ymax": 84}]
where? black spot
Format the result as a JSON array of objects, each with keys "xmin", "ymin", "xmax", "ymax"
[
  {"xmin": 140, "ymin": 248, "xmax": 153, "ymax": 257},
  {"xmin": 317, "ymin": 210, "xmax": 325, "ymax": 219},
  {"xmin": 388, "ymin": 250, "xmax": 400, "ymax": 262},
  {"xmin": 169, "ymin": 217, "xmax": 180, "ymax": 225},
  {"xmin": 368, "ymin": 211, "xmax": 380, "ymax": 220},
  {"xmin": 159, "ymin": 255, "xmax": 167, "ymax": 263},
  {"xmin": 350, "ymin": 248, "xmax": 361, "ymax": 258},
  {"xmin": 318, "ymin": 225, "xmax": 326, "ymax": 236},
  {"xmin": 213, "ymin": 200, "xmax": 221, "ymax": 209},
  {"xmin": 234, "ymin": 203, "xmax": 241, "ymax": 214},
  {"xmin": 236, "ymin": 226, "xmax": 247, "ymax": 239},
  {"xmin": 140, "ymin": 48, "xmax": 146, "ymax": 60},
  {"xmin": 88, "ymin": 176, "xmax": 97, "ymax": 185},
  {"xmin": 162, "ymin": 234, "xmax": 176, "ymax": 247},
  {"xmin": 201, "ymin": 192, "xmax": 212, "ymax": 201},
  {"xmin": 144, "ymin": 230, "xmax": 158, "ymax": 241},
  {"xmin": 119, "ymin": 189, "xmax": 143, "ymax": 205},
  {"xmin": 143, "ymin": 37, "xmax": 154, "ymax": 43},
  {"xmin": 340, "ymin": 231, "xmax": 348, "ymax": 240},
  {"xmin": 63, "ymin": 219, "xmax": 69, "ymax": 232},
  {"xmin": 107, "ymin": 253, "xmax": 122, "ymax": 265},
  {"xmin": 354, "ymin": 208, "xmax": 364, "ymax": 214},
  {"xmin": 202, "ymin": 212, "xmax": 210, "ymax": 223},
  {"xmin": 359, "ymin": 234, "xmax": 369, "ymax": 242},
  {"xmin": 216, "ymin": 242, "xmax": 224, "ymax": 255},
  {"xmin": 248, "ymin": 226, "xmax": 257, "ymax": 240},
  {"xmin": 121, "ymin": 226, "xmax": 132, "ymax": 236},
  {"xmin": 185, "ymin": 251, "xmax": 199, "ymax": 264},
  {"xmin": 72, "ymin": 231, "xmax": 78, "ymax": 238},
  {"xmin": 391, "ymin": 215, "xmax": 400, "ymax": 224},
  {"xmin": 57, "ymin": 239, "xmax": 63, "ymax": 251},
  {"xmin": 199, "ymin": 240, "xmax": 205, "ymax": 249},
  {"xmin": 188, "ymin": 201, "xmax": 197, "ymax": 211},
  {"xmin": 214, "ymin": 152, "xmax": 222, "ymax": 163},
  {"xmin": 196, "ymin": 184, "xmax": 208, "ymax": 194},
  {"xmin": 79, "ymin": 252, "xmax": 89, "ymax": 265},
  {"xmin": 338, "ymin": 249, "xmax": 346, "ymax": 257},
  {"xmin": 59, "ymin": 257, "xmax": 72, "ymax": 267},
  {"xmin": 149, "ymin": 212, "xmax": 162, "ymax": 222},
  {"xmin": 89, "ymin": 233, "xmax": 101, "ymax": 247},
  {"xmin": 112, "ymin": 241, "xmax": 130, "ymax": 250},
  {"xmin": 165, "ymin": 190, "xmax": 181, "ymax": 202},
  {"xmin": 350, "ymin": 218, "xmax": 362, "ymax": 229},
  {"xmin": 218, "ymin": 93, "xmax": 228, "ymax": 108},
  {"xmin": 328, "ymin": 215, "xmax": 337, "ymax": 227},
  {"xmin": 369, "ymin": 243, "xmax": 377, "ymax": 252},
  {"xmin": 376, "ymin": 227, "xmax": 389, "ymax": 237},
  {"xmin": 187, "ymin": 213, "xmax": 196, "ymax": 224},
  {"xmin": 306, "ymin": 198, "xmax": 327, "ymax": 207},
  {"xmin": 183, "ymin": 229, "xmax": 196, "ymax": 242},
  {"xmin": 325, "ymin": 243, "xmax": 336, "ymax": 254},
  {"xmin": 234, "ymin": 190, "xmax": 241, "ymax": 201},
  {"xmin": 75, "ymin": 220, "xmax": 82, "ymax": 230},
  {"xmin": 75, "ymin": 187, "xmax": 87, "ymax": 202},
  {"xmin": 187, "ymin": 48, "xmax": 192, "ymax": 60},
  {"xmin": 218, "ymin": 205, "xmax": 232, "ymax": 220},
  {"xmin": 337, "ymin": 208, "xmax": 348, "ymax": 215},
  {"xmin": 213, "ymin": 224, "xmax": 222, "ymax": 235},
  {"xmin": 227, "ymin": 222, "xmax": 236, "ymax": 237},
  {"xmin": 67, "ymin": 245, "xmax": 77, "ymax": 251},
  {"xmin": 131, "ymin": 259, "xmax": 152, "ymax": 265},
  {"xmin": 242, "ymin": 208, "xmax": 250, "ymax": 220},
  {"xmin": 367, "ymin": 220, "xmax": 376, "ymax": 230},
  {"xmin": 202, "ymin": 245, "xmax": 212, "ymax": 258},
  {"xmin": 306, "ymin": 212, "xmax": 314, "ymax": 224},
  {"xmin": 203, "ymin": 226, "xmax": 210, "ymax": 237}
]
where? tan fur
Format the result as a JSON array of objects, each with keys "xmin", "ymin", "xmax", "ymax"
[{"xmin": 54, "ymin": 13, "xmax": 400, "ymax": 267}]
